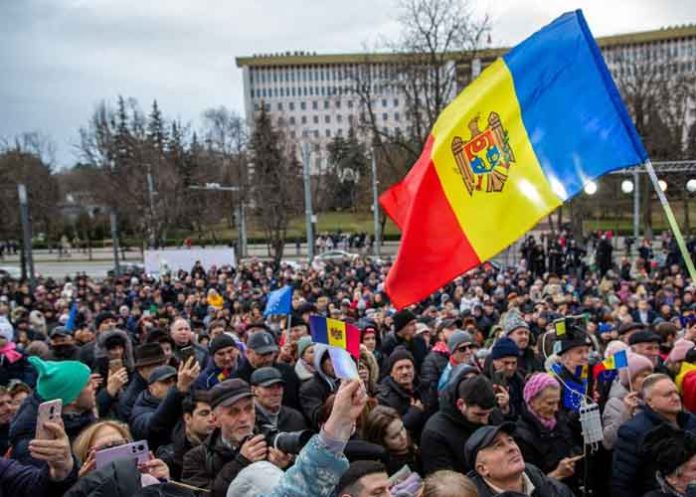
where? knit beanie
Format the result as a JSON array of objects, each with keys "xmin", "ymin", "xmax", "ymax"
[
  {"xmin": 209, "ymin": 334, "xmax": 238, "ymax": 356},
  {"xmin": 448, "ymin": 330, "xmax": 474, "ymax": 353},
  {"xmin": 490, "ymin": 337, "xmax": 520, "ymax": 360},
  {"xmin": 297, "ymin": 336, "xmax": 313, "ymax": 360},
  {"xmin": 502, "ymin": 310, "xmax": 529, "ymax": 336},
  {"xmin": 28, "ymin": 356, "xmax": 91, "ymax": 404},
  {"xmin": 393, "ymin": 309, "xmax": 416, "ymax": 334},
  {"xmin": 619, "ymin": 352, "xmax": 654, "ymax": 388},
  {"xmin": 523, "ymin": 373, "xmax": 560, "ymax": 406},
  {"xmin": 387, "ymin": 346, "xmax": 415, "ymax": 373},
  {"xmin": 668, "ymin": 339, "xmax": 695, "ymax": 363}
]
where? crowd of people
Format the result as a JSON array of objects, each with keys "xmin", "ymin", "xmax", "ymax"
[{"xmin": 0, "ymin": 230, "xmax": 695, "ymax": 497}]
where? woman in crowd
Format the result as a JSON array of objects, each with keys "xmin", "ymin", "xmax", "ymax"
[{"xmin": 363, "ymin": 405, "xmax": 422, "ymax": 475}]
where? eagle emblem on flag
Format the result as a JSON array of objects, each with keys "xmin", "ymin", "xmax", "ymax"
[{"xmin": 451, "ymin": 112, "xmax": 515, "ymax": 196}]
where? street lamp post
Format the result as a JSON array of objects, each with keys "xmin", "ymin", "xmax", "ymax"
[
  {"xmin": 17, "ymin": 184, "xmax": 35, "ymax": 288},
  {"xmin": 371, "ymin": 148, "xmax": 381, "ymax": 258},
  {"xmin": 301, "ymin": 143, "xmax": 315, "ymax": 262}
]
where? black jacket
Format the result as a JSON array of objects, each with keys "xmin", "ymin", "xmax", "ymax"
[
  {"xmin": 236, "ymin": 359, "xmax": 302, "ymax": 411},
  {"xmin": 129, "ymin": 387, "xmax": 184, "ymax": 450},
  {"xmin": 376, "ymin": 377, "xmax": 427, "ymax": 436},
  {"xmin": 380, "ymin": 332, "xmax": 428, "ymax": 375},
  {"xmin": 419, "ymin": 348, "xmax": 449, "ymax": 412},
  {"xmin": 64, "ymin": 459, "xmax": 141, "ymax": 497},
  {"xmin": 155, "ymin": 421, "xmax": 195, "ymax": 481},
  {"xmin": 9, "ymin": 393, "xmax": 94, "ymax": 467},
  {"xmin": 612, "ymin": 407, "xmax": 696, "ymax": 497},
  {"xmin": 181, "ymin": 428, "xmax": 251, "ymax": 497},
  {"xmin": 299, "ymin": 372, "xmax": 336, "ymax": 429},
  {"xmin": 117, "ymin": 372, "xmax": 148, "ymax": 422},
  {"xmin": 255, "ymin": 404, "xmax": 308, "ymax": 433},
  {"xmin": 514, "ymin": 406, "xmax": 579, "ymax": 476},
  {"xmin": 0, "ymin": 456, "xmax": 77, "ymax": 497},
  {"xmin": 468, "ymin": 463, "xmax": 575, "ymax": 497}
]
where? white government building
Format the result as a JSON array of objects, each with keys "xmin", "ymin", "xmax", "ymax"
[{"xmin": 236, "ymin": 24, "xmax": 696, "ymax": 171}]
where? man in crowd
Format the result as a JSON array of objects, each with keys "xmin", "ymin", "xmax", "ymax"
[
  {"xmin": 377, "ymin": 348, "xmax": 427, "ymax": 436},
  {"xmin": 501, "ymin": 310, "xmax": 542, "ymax": 375},
  {"xmin": 78, "ymin": 311, "xmax": 117, "ymax": 367},
  {"xmin": 612, "ymin": 373, "xmax": 696, "ymax": 497},
  {"xmin": 420, "ymin": 319, "xmax": 459, "ymax": 408},
  {"xmin": 45, "ymin": 326, "xmax": 80, "ymax": 361},
  {"xmin": 436, "ymin": 329, "xmax": 475, "ymax": 394},
  {"xmin": 118, "ymin": 342, "xmax": 167, "ymax": 421},
  {"xmin": 381, "ymin": 309, "xmax": 428, "ymax": 373},
  {"xmin": 334, "ymin": 460, "xmax": 392, "ymax": 497},
  {"xmin": 486, "ymin": 337, "xmax": 524, "ymax": 418},
  {"xmin": 465, "ymin": 423, "xmax": 574, "ymax": 496},
  {"xmin": 251, "ymin": 367, "xmax": 307, "ymax": 432},
  {"xmin": 195, "ymin": 333, "xmax": 242, "ymax": 390},
  {"xmin": 170, "ymin": 317, "xmax": 208, "ymax": 366},
  {"xmin": 629, "ymin": 330, "xmax": 663, "ymax": 367}
]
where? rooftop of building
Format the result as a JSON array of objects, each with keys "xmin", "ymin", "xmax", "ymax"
[{"xmin": 235, "ymin": 23, "xmax": 696, "ymax": 68}]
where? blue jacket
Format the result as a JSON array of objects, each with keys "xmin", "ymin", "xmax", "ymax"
[
  {"xmin": 262, "ymin": 431, "xmax": 350, "ymax": 497},
  {"xmin": 612, "ymin": 407, "xmax": 696, "ymax": 497},
  {"xmin": 117, "ymin": 372, "xmax": 148, "ymax": 422},
  {"xmin": 9, "ymin": 393, "xmax": 94, "ymax": 467},
  {"xmin": 0, "ymin": 456, "xmax": 77, "ymax": 497},
  {"xmin": 193, "ymin": 359, "xmax": 238, "ymax": 391},
  {"xmin": 129, "ymin": 387, "xmax": 184, "ymax": 450}
]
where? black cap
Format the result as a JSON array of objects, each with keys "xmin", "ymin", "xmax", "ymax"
[
  {"xmin": 393, "ymin": 309, "xmax": 417, "ymax": 333},
  {"xmin": 49, "ymin": 326, "xmax": 72, "ymax": 338},
  {"xmin": 134, "ymin": 343, "xmax": 167, "ymax": 368},
  {"xmin": 464, "ymin": 422, "xmax": 517, "ymax": 468},
  {"xmin": 95, "ymin": 311, "xmax": 117, "ymax": 329},
  {"xmin": 247, "ymin": 331, "xmax": 279, "ymax": 355},
  {"xmin": 147, "ymin": 365, "xmax": 177, "ymax": 385},
  {"xmin": 618, "ymin": 322, "xmax": 645, "ymax": 336},
  {"xmin": 250, "ymin": 367, "xmax": 285, "ymax": 387},
  {"xmin": 209, "ymin": 334, "xmax": 239, "ymax": 356},
  {"xmin": 629, "ymin": 330, "xmax": 662, "ymax": 346},
  {"xmin": 210, "ymin": 378, "xmax": 253, "ymax": 409}
]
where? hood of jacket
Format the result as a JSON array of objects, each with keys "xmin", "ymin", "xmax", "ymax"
[
  {"xmin": 313, "ymin": 344, "xmax": 337, "ymax": 391},
  {"xmin": 95, "ymin": 328, "xmax": 135, "ymax": 370}
]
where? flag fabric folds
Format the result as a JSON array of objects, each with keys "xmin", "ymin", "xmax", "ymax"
[
  {"xmin": 263, "ymin": 286, "xmax": 293, "ymax": 317},
  {"xmin": 309, "ymin": 315, "xmax": 360, "ymax": 359},
  {"xmin": 594, "ymin": 349, "xmax": 629, "ymax": 376},
  {"xmin": 379, "ymin": 10, "xmax": 648, "ymax": 309}
]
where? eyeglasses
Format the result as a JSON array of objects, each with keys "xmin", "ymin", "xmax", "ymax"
[
  {"xmin": 455, "ymin": 344, "xmax": 473, "ymax": 353},
  {"xmin": 93, "ymin": 439, "xmax": 129, "ymax": 452}
]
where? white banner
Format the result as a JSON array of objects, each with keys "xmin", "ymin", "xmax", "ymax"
[{"xmin": 144, "ymin": 248, "xmax": 236, "ymax": 276}]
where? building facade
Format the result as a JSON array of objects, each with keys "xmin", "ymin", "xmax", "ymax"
[{"xmin": 236, "ymin": 24, "xmax": 696, "ymax": 171}]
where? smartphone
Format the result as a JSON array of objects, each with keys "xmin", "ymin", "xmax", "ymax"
[
  {"xmin": 180, "ymin": 346, "xmax": 196, "ymax": 365},
  {"xmin": 95, "ymin": 440, "xmax": 150, "ymax": 469},
  {"xmin": 492, "ymin": 370, "xmax": 508, "ymax": 389},
  {"xmin": 108, "ymin": 358, "xmax": 123, "ymax": 372},
  {"xmin": 36, "ymin": 399, "xmax": 62, "ymax": 440}
]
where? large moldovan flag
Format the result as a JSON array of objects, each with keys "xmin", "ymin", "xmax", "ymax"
[{"xmin": 380, "ymin": 10, "xmax": 648, "ymax": 308}]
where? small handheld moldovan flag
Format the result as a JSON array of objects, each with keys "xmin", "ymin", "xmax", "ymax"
[
  {"xmin": 380, "ymin": 10, "xmax": 648, "ymax": 308},
  {"xmin": 594, "ymin": 349, "xmax": 629, "ymax": 376},
  {"xmin": 309, "ymin": 315, "xmax": 361, "ymax": 360}
]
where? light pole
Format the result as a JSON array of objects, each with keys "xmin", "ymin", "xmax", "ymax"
[
  {"xmin": 301, "ymin": 143, "xmax": 315, "ymax": 262},
  {"xmin": 188, "ymin": 183, "xmax": 246, "ymax": 258},
  {"xmin": 17, "ymin": 184, "xmax": 35, "ymax": 288},
  {"xmin": 371, "ymin": 148, "xmax": 381, "ymax": 258}
]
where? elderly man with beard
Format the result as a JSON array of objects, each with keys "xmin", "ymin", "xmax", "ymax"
[{"xmin": 465, "ymin": 423, "xmax": 574, "ymax": 497}]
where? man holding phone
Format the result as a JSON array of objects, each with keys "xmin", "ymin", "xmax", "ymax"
[
  {"xmin": 170, "ymin": 317, "xmax": 208, "ymax": 367},
  {"xmin": 487, "ymin": 338, "xmax": 523, "ymax": 418}
]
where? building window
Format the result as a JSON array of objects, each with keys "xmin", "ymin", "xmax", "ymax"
[
  {"xmin": 325, "ymin": 115, "xmax": 331, "ymax": 124},
  {"xmin": 383, "ymin": 113, "xmax": 388, "ymax": 121},
  {"xmin": 337, "ymin": 128, "xmax": 343, "ymax": 137},
  {"xmin": 337, "ymin": 115, "xmax": 343, "ymax": 123},
  {"xmin": 254, "ymin": 103, "xmax": 260, "ymax": 111},
  {"xmin": 314, "ymin": 130, "xmax": 319, "ymax": 138},
  {"xmin": 348, "ymin": 115, "xmax": 354, "ymax": 124},
  {"xmin": 382, "ymin": 98, "xmax": 388, "ymax": 107},
  {"xmin": 250, "ymin": 89, "xmax": 255, "ymax": 98},
  {"xmin": 278, "ymin": 117, "xmax": 285, "ymax": 126},
  {"xmin": 301, "ymin": 116, "xmax": 307, "ymax": 124},
  {"xmin": 336, "ymin": 100, "xmax": 341, "ymax": 109},
  {"xmin": 300, "ymin": 102, "xmax": 306, "ymax": 110},
  {"xmin": 324, "ymin": 100, "xmax": 330, "ymax": 109},
  {"xmin": 348, "ymin": 100, "xmax": 354, "ymax": 109},
  {"xmin": 394, "ymin": 98, "xmax": 399, "ymax": 107},
  {"xmin": 277, "ymin": 102, "xmax": 283, "ymax": 111},
  {"xmin": 313, "ymin": 115, "xmax": 319, "ymax": 124},
  {"xmin": 265, "ymin": 103, "xmax": 271, "ymax": 112},
  {"xmin": 312, "ymin": 101, "xmax": 318, "ymax": 110},
  {"xmin": 326, "ymin": 129, "xmax": 331, "ymax": 137},
  {"xmin": 394, "ymin": 112, "xmax": 400, "ymax": 122},
  {"xmin": 289, "ymin": 116, "xmax": 296, "ymax": 125},
  {"xmin": 289, "ymin": 102, "xmax": 295, "ymax": 111}
]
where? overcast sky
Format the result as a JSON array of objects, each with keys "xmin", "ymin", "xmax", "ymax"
[{"xmin": 1, "ymin": 0, "xmax": 694, "ymax": 168}]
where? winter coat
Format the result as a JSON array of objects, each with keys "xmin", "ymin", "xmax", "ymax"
[
  {"xmin": 9, "ymin": 392, "xmax": 95, "ymax": 467},
  {"xmin": 376, "ymin": 377, "xmax": 427, "ymax": 436},
  {"xmin": 518, "ymin": 346, "xmax": 544, "ymax": 377},
  {"xmin": 468, "ymin": 463, "xmax": 575, "ymax": 497},
  {"xmin": 117, "ymin": 372, "xmax": 148, "ymax": 422},
  {"xmin": 129, "ymin": 387, "xmax": 184, "ymax": 450},
  {"xmin": 0, "ymin": 456, "xmax": 77, "ymax": 497},
  {"xmin": 155, "ymin": 421, "xmax": 194, "ymax": 481},
  {"xmin": 261, "ymin": 432, "xmax": 350, "ymax": 497},
  {"xmin": 0, "ymin": 353, "xmax": 36, "ymax": 388},
  {"xmin": 181, "ymin": 428, "xmax": 252, "ymax": 497},
  {"xmin": 46, "ymin": 344, "xmax": 81, "ymax": 362},
  {"xmin": 420, "ymin": 372, "xmax": 502, "ymax": 475},
  {"xmin": 419, "ymin": 346, "xmax": 449, "ymax": 412},
  {"xmin": 601, "ymin": 379, "xmax": 633, "ymax": 450},
  {"xmin": 193, "ymin": 359, "xmax": 238, "ymax": 391},
  {"xmin": 236, "ymin": 359, "xmax": 302, "ymax": 411},
  {"xmin": 514, "ymin": 406, "xmax": 579, "ymax": 477},
  {"xmin": 299, "ymin": 344, "xmax": 338, "ymax": 429},
  {"xmin": 255, "ymin": 404, "xmax": 308, "ymax": 433},
  {"xmin": 380, "ymin": 332, "xmax": 428, "ymax": 376},
  {"xmin": 63, "ymin": 458, "xmax": 141, "ymax": 497},
  {"xmin": 612, "ymin": 406, "xmax": 696, "ymax": 497}
]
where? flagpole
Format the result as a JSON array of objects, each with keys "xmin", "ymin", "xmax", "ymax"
[
  {"xmin": 644, "ymin": 159, "xmax": 696, "ymax": 281},
  {"xmin": 626, "ymin": 366, "xmax": 633, "ymax": 393}
]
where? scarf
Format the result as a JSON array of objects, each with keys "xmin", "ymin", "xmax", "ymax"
[
  {"xmin": 529, "ymin": 407, "xmax": 557, "ymax": 431},
  {"xmin": 0, "ymin": 342, "xmax": 22, "ymax": 364},
  {"xmin": 432, "ymin": 341, "xmax": 450, "ymax": 355}
]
